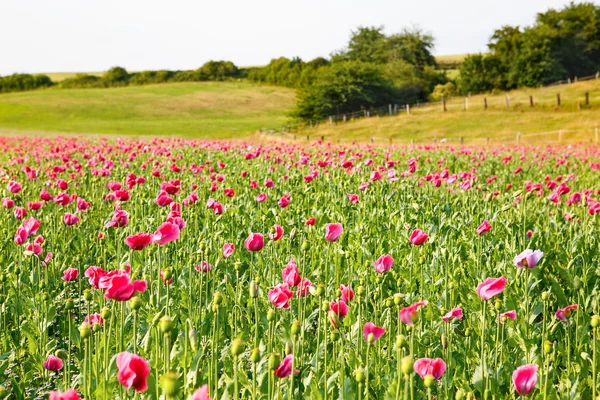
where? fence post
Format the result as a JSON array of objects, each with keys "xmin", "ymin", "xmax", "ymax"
[
  {"xmin": 484, "ymin": 97, "xmax": 487, "ymax": 109},
  {"xmin": 364, "ymin": 110, "xmax": 367, "ymax": 118},
  {"xmin": 459, "ymin": 136, "xmax": 464, "ymax": 144},
  {"xmin": 556, "ymin": 93, "xmax": 561, "ymax": 106},
  {"xmin": 321, "ymin": 136, "xmax": 324, "ymax": 142},
  {"xmin": 464, "ymin": 98, "xmax": 469, "ymax": 110},
  {"xmin": 343, "ymin": 114, "xmax": 347, "ymax": 123},
  {"xmin": 586, "ymin": 92, "xmax": 589, "ymax": 105},
  {"xmin": 529, "ymin": 96, "xmax": 534, "ymax": 107},
  {"xmin": 394, "ymin": 104, "xmax": 398, "ymax": 114},
  {"xmin": 578, "ymin": 101, "xmax": 582, "ymax": 110},
  {"xmin": 389, "ymin": 104, "xmax": 393, "ymax": 116},
  {"xmin": 505, "ymin": 95, "xmax": 510, "ymax": 108},
  {"xmin": 442, "ymin": 97, "xmax": 447, "ymax": 112},
  {"xmin": 516, "ymin": 132, "xmax": 521, "ymax": 145},
  {"xmin": 558, "ymin": 130, "xmax": 563, "ymax": 142},
  {"xmin": 306, "ymin": 135, "xmax": 310, "ymax": 141},
  {"xmin": 574, "ymin": 76, "xmax": 578, "ymax": 83},
  {"xmin": 568, "ymin": 78, "xmax": 571, "ymax": 84},
  {"xmin": 597, "ymin": 72, "xmax": 600, "ymax": 80},
  {"xmin": 370, "ymin": 137, "xmax": 374, "ymax": 143},
  {"xmin": 406, "ymin": 104, "xmax": 410, "ymax": 115}
]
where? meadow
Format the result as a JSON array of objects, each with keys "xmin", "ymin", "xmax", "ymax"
[
  {"xmin": 0, "ymin": 82, "xmax": 295, "ymax": 138},
  {"xmin": 0, "ymin": 136, "xmax": 599, "ymax": 399}
]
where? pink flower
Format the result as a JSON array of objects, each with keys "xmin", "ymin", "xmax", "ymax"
[
  {"xmin": 152, "ymin": 222, "xmax": 180, "ymax": 245},
  {"xmin": 268, "ymin": 284, "xmax": 293, "ymax": 309},
  {"xmin": 14, "ymin": 227, "xmax": 27, "ymax": 245},
  {"xmin": 363, "ymin": 322, "xmax": 385, "ymax": 342},
  {"xmin": 410, "ymin": 229, "xmax": 428, "ymax": 245},
  {"xmin": 476, "ymin": 220, "xmax": 492, "ymax": 235},
  {"xmin": 85, "ymin": 266, "xmax": 107, "ymax": 288},
  {"xmin": 278, "ymin": 194, "xmax": 290, "ymax": 208},
  {"xmin": 442, "ymin": 307, "xmax": 463, "ymax": 322},
  {"xmin": 2, "ymin": 197, "xmax": 14, "ymax": 208},
  {"xmin": 514, "ymin": 249, "xmax": 543, "ymax": 268},
  {"xmin": 84, "ymin": 313, "xmax": 105, "ymax": 328},
  {"xmin": 373, "ymin": 254, "xmax": 394, "ymax": 273},
  {"xmin": 255, "ymin": 193, "xmax": 267, "ymax": 203},
  {"xmin": 269, "ymin": 224, "xmax": 284, "ymax": 241},
  {"xmin": 347, "ymin": 194, "xmax": 359, "ymax": 204},
  {"xmin": 329, "ymin": 300, "xmax": 349, "ymax": 326},
  {"xmin": 116, "ymin": 352, "xmax": 150, "ymax": 392},
  {"xmin": 499, "ymin": 310, "xmax": 517, "ymax": 323},
  {"xmin": 305, "ymin": 217, "xmax": 316, "ymax": 226},
  {"xmin": 339, "ymin": 284, "xmax": 354, "ymax": 302},
  {"xmin": 282, "ymin": 258, "xmax": 301, "ymax": 287},
  {"xmin": 106, "ymin": 209, "xmax": 129, "ymax": 228},
  {"xmin": 296, "ymin": 278, "xmax": 313, "ymax": 297},
  {"xmin": 223, "ymin": 243, "xmax": 235, "ymax": 258},
  {"xmin": 190, "ymin": 385, "xmax": 213, "ymax": 400},
  {"xmin": 399, "ymin": 300, "xmax": 428, "ymax": 325},
  {"xmin": 154, "ymin": 190, "xmax": 173, "ymax": 207},
  {"xmin": 512, "ymin": 364, "xmax": 538, "ymax": 396},
  {"xmin": 555, "ymin": 304, "xmax": 578, "ymax": 321},
  {"xmin": 7, "ymin": 180, "xmax": 22, "ymax": 194},
  {"xmin": 98, "ymin": 270, "xmax": 147, "ymax": 301},
  {"xmin": 125, "ymin": 233, "xmax": 153, "ymax": 251},
  {"xmin": 43, "ymin": 355, "xmax": 64, "ymax": 371},
  {"xmin": 244, "ymin": 233, "xmax": 264, "ymax": 252},
  {"xmin": 49, "ymin": 389, "xmax": 80, "ymax": 400},
  {"xmin": 413, "ymin": 358, "xmax": 446, "ymax": 380},
  {"xmin": 324, "ymin": 223, "xmax": 343, "ymax": 242},
  {"xmin": 195, "ymin": 261, "xmax": 212, "ymax": 273},
  {"xmin": 63, "ymin": 212, "xmax": 80, "ymax": 226},
  {"xmin": 14, "ymin": 207, "xmax": 26, "ymax": 220},
  {"xmin": 476, "ymin": 277, "xmax": 507, "ymax": 300},
  {"xmin": 274, "ymin": 354, "xmax": 298, "ymax": 378},
  {"xmin": 62, "ymin": 268, "xmax": 79, "ymax": 282}
]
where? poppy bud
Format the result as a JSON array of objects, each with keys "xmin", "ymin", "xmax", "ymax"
[
  {"xmin": 249, "ymin": 281, "xmax": 258, "ymax": 298},
  {"xmin": 268, "ymin": 353, "xmax": 281, "ymax": 370},
  {"xmin": 328, "ymin": 310, "xmax": 340, "ymax": 327},
  {"xmin": 385, "ymin": 298, "xmax": 393, "ymax": 308},
  {"xmin": 422, "ymin": 337, "xmax": 430, "ymax": 346},
  {"xmin": 291, "ymin": 321, "xmax": 301, "ymax": 336},
  {"xmin": 163, "ymin": 268, "xmax": 173, "ymax": 280},
  {"xmin": 189, "ymin": 329, "xmax": 198, "ymax": 352},
  {"xmin": 591, "ymin": 315, "xmax": 600, "ymax": 328},
  {"xmin": 79, "ymin": 322, "xmax": 92, "ymax": 339},
  {"xmin": 285, "ymin": 342, "xmax": 293, "ymax": 355},
  {"xmin": 441, "ymin": 334, "xmax": 448, "ymax": 349},
  {"xmin": 543, "ymin": 340, "xmax": 553, "ymax": 354},
  {"xmin": 0, "ymin": 386, "xmax": 6, "ymax": 399},
  {"xmin": 161, "ymin": 372, "xmax": 180, "ymax": 397},
  {"xmin": 424, "ymin": 374, "xmax": 435, "ymax": 388},
  {"xmin": 455, "ymin": 389, "xmax": 465, "ymax": 400},
  {"xmin": 160, "ymin": 316, "xmax": 174, "ymax": 333},
  {"xmin": 401, "ymin": 356, "xmax": 413, "ymax": 375},
  {"xmin": 83, "ymin": 289, "xmax": 93, "ymax": 302},
  {"xmin": 321, "ymin": 301, "xmax": 330, "ymax": 312},
  {"xmin": 130, "ymin": 296, "xmax": 142, "ymax": 311},
  {"xmin": 42, "ymin": 293, "xmax": 49, "ymax": 302},
  {"xmin": 541, "ymin": 292, "xmax": 549, "ymax": 301},
  {"xmin": 55, "ymin": 349, "xmax": 67, "ymax": 360},
  {"xmin": 267, "ymin": 309, "xmax": 276, "ymax": 322},
  {"xmin": 65, "ymin": 299, "xmax": 74, "ymax": 310},
  {"xmin": 448, "ymin": 281, "xmax": 455, "ymax": 289},
  {"xmin": 213, "ymin": 291, "xmax": 223, "ymax": 306},
  {"xmin": 301, "ymin": 240, "xmax": 309, "ymax": 251},
  {"xmin": 152, "ymin": 311, "xmax": 164, "ymax": 326},
  {"xmin": 396, "ymin": 334, "xmax": 406, "ymax": 349},
  {"xmin": 367, "ymin": 333, "xmax": 375, "ymax": 344},
  {"xmin": 465, "ymin": 328, "xmax": 472, "ymax": 337},
  {"xmin": 357, "ymin": 286, "xmax": 365, "ymax": 296},
  {"xmin": 231, "ymin": 338, "xmax": 245, "ymax": 357},
  {"xmin": 330, "ymin": 331, "xmax": 339, "ymax": 342},
  {"xmin": 93, "ymin": 323, "xmax": 101, "ymax": 333},
  {"xmin": 255, "ymin": 276, "xmax": 261, "ymax": 284},
  {"xmin": 393, "ymin": 294, "xmax": 402, "ymax": 306},
  {"xmin": 316, "ymin": 284, "xmax": 325, "ymax": 296},
  {"xmin": 234, "ymin": 262, "xmax": 241, "ymax": 272},
  {"xmin": 101, "ymin": 307, "xmax": 111, "ymax": 319},
  {"xmin": 354, "ymin": 367, "xmax": 365, "ymax": 383},
  {"xmin": 494, "ymin": 299, "xmax": 501, "ymax": 311},
  {"xmin": 199, "ymin": 242, "xmax": 206, "ymax": 251},
  {"xmin": 250, "ymin": 348, "xmax": 261, "ymax": 363},
  {"xmin": 573, "ymin": 276, "xmax": 581, "ymax": 290}
]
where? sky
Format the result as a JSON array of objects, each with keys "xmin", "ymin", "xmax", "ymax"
[{"xmin": 0, "ymin": 0, "xmax": 587, "ymax": 75}]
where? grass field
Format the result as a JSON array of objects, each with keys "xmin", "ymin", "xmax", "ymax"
[
  {"xmin": 0, "ymin": 82, "xmax": 295, "ymax": 138},
  {"xmin": 301, "ymin": 79, "xmax": 600, "ymax": 144}
]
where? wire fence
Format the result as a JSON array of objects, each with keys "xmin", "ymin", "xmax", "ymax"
[{"xmin": 259, "ymin": 72, "xmax": 600, "ymax": 136}]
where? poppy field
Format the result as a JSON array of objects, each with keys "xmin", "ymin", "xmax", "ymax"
[{"xmin": 1, "ymin": 136, "xmax": 600, "ymax": 399}]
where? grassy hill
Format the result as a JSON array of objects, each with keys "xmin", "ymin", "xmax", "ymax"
[
  {"xmin": 0, "ymin": 81, "xmax": 295, "ymax": 138},
  {"xmin": 299, "ymin": 79, "xmax": 600, "ymax": 145}
]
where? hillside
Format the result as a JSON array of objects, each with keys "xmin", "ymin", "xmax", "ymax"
[
  {"xmin": 296, "ymin": 79, "xmax": 600, "ymax": 145},
  {"xmin": 0, "ymin": 81, "xmax": 295, "ymax": 138}
]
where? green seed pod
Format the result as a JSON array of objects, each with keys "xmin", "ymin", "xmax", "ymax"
[
  {"xmin": 291, "ymin": 321, "xmax": 301, "ymax": 336},
  {"xmin": 591, "ymin": 315, "xmax": 600, "ymax": 328},
  {"xmin": 494, "ymin": 299, "xmax": 501, "ymax": 311},
  {"xmin": 385, "ymin": 298, "xmax": 393, "ymax": 308},
  {"xmin": 152, "ymin": 311, "xmax": 164, "ymax": 327},
  {"xmin": 199, "ymin": 242, "xmax": 206, "ymax": 252},
  {"xmin": 267, "ymin": 309, "xmax": 276, "ymax": 322},
  {"xmin": 161, "ymin": 372, "xmax": 180, "ymax": 397},
  {"xmin": 422, "ymin": 337, "xmax": 430, "ymax": 346},
  {"xmin": 543, "ymin": 340, "xmax": 553, "ymax": 354},
  {"xmin": 357, "ymin": 286, "xmax": 365, "ymax": 296},
  {"xmin": 79, "ymin": 322, "xmax": 92, "ymax": 339},
  {"xmin": 101, "ymin": 307, "xmax": 111, "ymax": 320},
  {"xmin": 401, "ymin": 356, "xmax": 413, "ymax": 376},
  {"xmin": 424, "ymin": 374, "xmax": 435, "ymax": 388},
  {"xmin": 143, "ymin": 332, "xmax": 153, "ymax": 353},
  {"xmin": 285, "ymin": 342, "xmax": 293, "ymax": 355},
  {"xmin": 93, "ymin": 323, "xmax": 101, "ymax": 333},
  {"xmin": 213, "ymin": 291, "xmax": 223, "ymax": 305},
  {"xmin": 250, "ymin": 348, "xmax": 261, "ymax": 363},
  {"xmin": 83, "ymin": 289, "xmax": 93, "ymax": 302},
  {"xmin": 268, "ymin": 353, "xmax": 281, "ymax": 370},
  {"xmin": 316, "ymin": 284, "xmax": 325, "ymax": 297},
  {"xmin": 455, "ymin": 389, "xmax": 465, "ymax": 400},
  {"xmin": 393, "ymin": 293, "xmax": 402, "ymax": 306},
  {"xmin": 573, "ymin": 276, "xmax": 581, "ymax": 290},
  {"xmin": 448, "ymin": 281, "xmax": 455, "ymax": 290},
  {"xmin": 331, "ymin": 331, "xmax": 339, "ymax": 342},
  {"xmin": 163, "ymin": 268, "xmax": 173, "ymax": 280},
  {"xmin": 441, "ymin": 334, "xmax": 448, "ymax": 349},
  {"xmin": 249, "ymin": 281, "xmax": 258, "ymax": 298},
  {"xmin": 396, "ymin": 334, "xmax": 406, "ymax": 349},
  {"xmin": 41, "ymin": 293, "xmax": 49, "ymax": 302},
  {"xmin": 65, "ymin": 299, "xmax": 74, "ymax": 310},
  {"xmin": 541, "ymin": 292, "xmax": 549, "ymax": 301},
  {"xmin": 301, "ymin": 240, "xmax": 309, "ymax": 251},
  {"xmin": 354, "ymin": 367, "xmax": 365, "ymax": 383},
  {"xmin": 159, "ymin": 316, "xmax": 174, "ymax": 333},
  {"xmin": 466, "ymin": 392, "xmax": 475, "ymax": 400},
  {"xmin": 255, "ymin": 276, "xmax": 261, "ymax": 284},
  {"xmin": 234, "ymin": 262, "xmax": 242, "ymax": 272},
  {"xmin": 129, "ymin": 296, "xmax": 142, "ymax": 311},
  {"xmin": 55, "ymin": 349, "xmax": 68, "ymax": 360},
  {"xmin": 231, "ymin": 338, "xmax": 245, "ymax": 357},
  {"xmin": 321, "ymin": 300, "xmax": 330, "ymax": 312},
  {"xmin": 367, "ymin": 333, "xmax": 375, "ymax": 344},
  {"xmin": 189, "ymin": 329, "xmax": 198, "ymax": 352}
]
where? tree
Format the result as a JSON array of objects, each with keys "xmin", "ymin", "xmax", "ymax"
[
  {"xmin": 332, "ymin": 26, "xmax": 388, "ymax": 64},
  {"xmin": 104, "ymin": 67, "xmax": 129, "ymax": 84},
  {"xmin": 387, "ymin": 28, "xmax": 437, "ymax": 75}
]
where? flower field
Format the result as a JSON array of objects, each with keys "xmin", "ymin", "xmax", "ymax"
[{"xmin": 1, "ymin": 136, "xmax": 600, "ymax": 399}]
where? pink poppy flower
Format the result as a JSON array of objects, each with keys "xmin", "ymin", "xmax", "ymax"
[
  {"xmin": 62, "ymin": 268, "xmax": 79, "ymax": 282},
  {"xmin": 125, "ymin": 233, "xmax": 153, "ymax": 251},
  {"xmin": 43, "ymin": 355, "xmax": 64, "ymax": 371},
  {"xmin": 373, "ymin": 254, "xmax": 394, "ymax": 274},
  {"xmin": 269, "ymin": 224, "xmax": 284, "ymax": 241},
  {"xmin": 410, "ymin": 229, "xmax": 428, "ymax": 245},
  {"xmin": 476, "ymin": 277, "xmax": 507, "ymax": 300},
  {"xmin": 399, "ymin": 300, "xmax": 428, "ymax": 325},
  {"xmin": 84, "ymin": 313, "xmax": 105, "ymax": 328},
  {"xmin": 268, "ymin": 283, "xmax": 293, "ymax": 309},
  {"xmin": 49, "ymin": 389, "xmax": 80, "ymax": 400},
  {"xmin": 223, "ymin": 243, "xmax": 235, "ymax": 258},
  {"xmin": 98, "ymin": 270, "xmax": 147, "ymax": 301},
  {"xmin": 116, "ymin": 352, "xmax": 150, "ymax": 392},
  {"xmin": 2, "ymin": 197, "xmax": 14, "ymax": 208},
  {"xmin": 555, "ymin": 304, "xmax": 578, "ymax": 321},
  {"xmin": 190, "ymin": 385, "xmax": 213, "ymax": 400},
  {"xmin": 339, "ymin": 284, "xmax": 354, "ymax": 302},
  {"xmin": 476, "ymin": 220, "xmax": 492, "ymax": 235},
  {"xmin": 255, "ymin": 193, "xmax": 267, "ymax": 203},
  {"xmin": 296, "ymin": 278, "xmax": 313, "ymax": 297},
  {"xmin": 363, "ymin": 322, "xmax": 385, "ymax": 343},
  {"xmin": 195, "ymin": 261, "xmax": 212, "ymax": 273},
  {"xmin": 63, "ymin": 212, "xmax": 80, "ymax": 226},
  {"xmin": 274, "ymin": 354, "xmax": 298, "ymax": 378},
  {"xmin": 347, "ymin": 194, "xmax": 359, "ymax": 204},
  {"xmin": 305, "ymin": 217, "xmax": 316, "ymax": 226},
  {"xmin": 282, "ymin": 258, "xmax": 301, "ymax": 287},
  {"xmin": 7, "ymin": 180, "xmax": 22, "ymax": 194},
  {"xmin": 413, "ymin": 358, "xmax": 446, "ymax": 380},
  {"xmin": 105, "ymin": 209, "xmax": 129, "ymax": 228},
  {"xmin": 512, "ymin": 364, "xmax": 538, "ymax": 396},
  {"xmin": 442, "ymin": 307, "xmax": 463, "ymax": 322},
  {"xmin": 514, "ymin": 249, "xmax": 543, "ymax": 268},
  {"xmin": 152, "ymin": 222, "xmax": 180, "ymax": 245},
  {"xmin": 499, "ymin": 310, "xmax": 517, "ymax": 323},
  {"xmin": 85, "ymin": 266, "xmax": 107, "ymax": 288},
  {"xmin": 244, "ymin": 233, "xmax": 264, "ymax": 252},
  {"xmin": 324, "ymin": 223, "xmax": 343, "ymax": 242}
]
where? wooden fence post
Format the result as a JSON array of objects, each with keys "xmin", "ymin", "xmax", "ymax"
[
  {"xmin": 484, "ymin": 97, "xmax": 488, "ymax": 109},
  {"xmin": 389, "ymin": 104, "xmax": 393, "ymax": 116},
  {"xmin": 329, "ymin": 116, "xmax": 333, "ymax": 126},
  {"xmin": 578, "ymin": 102, "xmax": 582, "ymax": 110},
  {"xmin": 442, "ymin": 97, "xmax": 447, "ymax": 112},
  {"xmin": 556, "ymin": 93, "xmax": 561, "ymax": 106},
  {"xmin": 459, "ymin": 136, "xmax": 464, "ymax": 144},
  {"xmin": 568, "ymin": 78, "xmax": 571, "ymax": 84},
  {"xmin": 597, "ymin": 72, "xmax": 600, "ymax": 80},
  {"xmin": 370, "ymin": 137, "xmax": 374, "ymax": 143},
  {"xmin": 505, "ymin": 95, "xmax": 510, "ymax": 108},
  {"xmin": 464, "ymin": 98, "xmax": 469, "ymax": 110},
  {"xmin": 321, "ymin": 136, "xmax": 324, "ymax": 142},
  {"xmin": 558, "ymin": 130, "xmax": 563, "ymax": 142},
  {"xmin": 306, "ymin": 135, "xmax": 310, "ymax": 141},
  {"xmin": 406, "ymin": 104, "xmax": 410, "ymax": 115},
  {"xmin": 574, "ymin": 76, "xmax": 578, "ymax": 83},
  {"xmin": 529, "ymin": 96, "xmax": 534, "ymax": 107},
  {"xmin": 516, "ymin": 132, "xmax": 521, "ymax": 145},
  {"xmin": 343, "ymin": 114, "xmax": 347, "ymax": 123},
  {"xmin": 585, "ymin": 92, "xmax": 589, "ymax": 105}
]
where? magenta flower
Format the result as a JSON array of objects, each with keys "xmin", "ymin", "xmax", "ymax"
[
  {"xmin": 514, "ymin": 249, "xmax": 543, "ymax": 268},
  {"xmin": 476, "ymin": 277, "xmax": 507, "ymax": 300}
]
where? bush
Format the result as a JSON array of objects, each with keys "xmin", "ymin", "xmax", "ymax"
[
  {"xmin": 430, "ymin": 82, "xmax": 456, "ymax": 101},
  {"xmin": 0, "ymin": 73, "xmax": 54, "ymax": 93}
]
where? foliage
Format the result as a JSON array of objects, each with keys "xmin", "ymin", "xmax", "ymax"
[
  {"xmin": 431, "ymin": 82, "xmax": 457, "ymax": 101},
  {"xmin": 247, "ymin": 57, "xmax": 329, "ymax": 88},
  {"xmin": 0, "ymin": 73, "xmax": 54, "ymax": 93}
]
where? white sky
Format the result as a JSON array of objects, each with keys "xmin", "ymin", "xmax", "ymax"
[{"xmin": 0, "ymin": 0, "xmax": 585, "ymax": 75}]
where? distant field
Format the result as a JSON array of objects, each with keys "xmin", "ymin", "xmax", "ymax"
[
  {"xmin": 300, "ymin": 79, "xmax": 600, "ymax": 144},
  {"xmin": 434, "ymin": 54, "xmax": 468, "ymax": 63},
  {"xmin": 0, "ymin": 82, "xmax": 295, "ymax": 138},
  {"xmin": 42, "ymin": 72, "xmax": 104, "ymax": 82}
]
